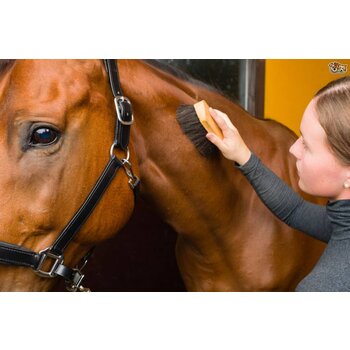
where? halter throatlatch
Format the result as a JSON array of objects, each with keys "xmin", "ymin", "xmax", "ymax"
[{"xmin": 0, "ymin": 60, "xmax": 140, "ymax": 292}]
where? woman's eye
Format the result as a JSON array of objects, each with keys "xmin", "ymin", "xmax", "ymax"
[{"xmin": 30, "ymin": 127, "xmax": 59, "ymax": 146}]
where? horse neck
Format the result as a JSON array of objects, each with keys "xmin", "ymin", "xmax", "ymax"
[
  {"xmin": 122, "ymin": 60, "xmax": 222, "ymax": 109},
  {"xmin": 118, "ymin": 60, "xmax": 270, "ymax": 153}
]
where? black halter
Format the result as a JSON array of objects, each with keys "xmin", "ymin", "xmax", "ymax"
[{"xmin": 0, "ymin": 59, "xmax": 140, "ymax": 292}]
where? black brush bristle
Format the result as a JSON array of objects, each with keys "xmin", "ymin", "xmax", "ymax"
[{"xmin": 176, "ymin": 104, "xmax": 218, "ymax": 158}]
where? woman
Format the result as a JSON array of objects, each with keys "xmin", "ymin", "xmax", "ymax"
[{"xmin": 206, "ymin": 76, "xmax": 350, "ymax": 291}]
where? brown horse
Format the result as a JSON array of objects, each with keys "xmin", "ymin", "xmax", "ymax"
[
  {"xmin": 0, "ymin": 60, "xmax": 138, "ymax": 291},
  {"xmin": 0, "ymin": 59, "xmax": 325, "ymax": 292},
  {"xmin": 116, "ymin": 59, "xmax": 326, "ymax": 291}
]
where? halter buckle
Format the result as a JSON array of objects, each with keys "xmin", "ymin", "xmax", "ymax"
[
  {"xmin": 114, "ymin": 96, "xmax": 134, "ymax": 126},
  {"xmin": 35, "ymin": 248, "xmax": 64, "ymax": 278}
]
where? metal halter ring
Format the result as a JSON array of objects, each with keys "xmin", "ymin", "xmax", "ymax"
[
  {"xmin": 110, "ymin": 142, "xmax": 130, "ymax": 162},
  {"xmin": 109, "ymin": 142, "xmax": 118, "ymax": 159}
]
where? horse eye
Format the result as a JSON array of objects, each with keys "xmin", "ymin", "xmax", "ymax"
[{"xmin": 30, "ymin": 127, "xmax": 59, "ymax": 146}]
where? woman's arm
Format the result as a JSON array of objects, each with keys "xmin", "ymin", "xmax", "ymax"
[
  {"xmin": 237, "ymin": 153, "xmax": 331, "ymax": 242},
  {"xmin": 206, "ymin": 108, "xmax": 331, "ymax": 243}
]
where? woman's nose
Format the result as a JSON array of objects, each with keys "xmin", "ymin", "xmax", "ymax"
[{"xmin": 289, "ymin": 138, "xmax": 301, "ymax": 159}]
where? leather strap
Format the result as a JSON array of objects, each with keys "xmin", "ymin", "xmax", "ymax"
[
  {"xmin": 0, "ymin": 156, "xmax": 123, "ymax": 269},
  {"xmin": 104, "ymin": 59, "xmax": 123, "ymax": 97},
  {"xmin": 115, "ymin": 98, "xmax": 132, "ymax": 150},
  {"xmin": 104, "ymin": 59, "xmax": 133, "ymax": 151},
  {"xmin": 0, "ymin": 242, "xmax": 40, "ymax": 268},
  {"xmin": 51, "ymin": 156, "xmax": 123, "ymax": 256}
]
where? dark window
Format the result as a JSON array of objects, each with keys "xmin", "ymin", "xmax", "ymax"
[{"xmin": 158, "ymin": 59, "xmax": 265, "ymax": 119}]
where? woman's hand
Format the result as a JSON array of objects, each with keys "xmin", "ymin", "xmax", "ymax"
[{"xmin": 206, "ymin": 108, "xmax": 251, "ymax": 165}]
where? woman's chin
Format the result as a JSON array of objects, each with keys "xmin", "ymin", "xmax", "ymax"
[
  {"xmin": 298, "ymin": 180, "xmax": 321, "ymax": 197},
  {"xmin": 298, "ymin": 179, "xmax": 308, "ymax": 194}
]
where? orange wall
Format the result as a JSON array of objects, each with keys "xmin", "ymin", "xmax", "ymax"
[{"xmin": 264, "ymin": 59, "xmax": 350, "ymax": 135}]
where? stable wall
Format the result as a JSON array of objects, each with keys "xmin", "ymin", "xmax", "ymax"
[{"xmin": 264, "ymin": 59, "xmax": 350, "ymax": 135}]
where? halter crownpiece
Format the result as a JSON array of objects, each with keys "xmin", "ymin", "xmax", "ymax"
[{"xmin": 0, "ymin": 59, "xmax": 140, "ymax": 292}]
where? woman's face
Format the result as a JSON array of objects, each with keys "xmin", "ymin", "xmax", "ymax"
[{"xmin": 289, "ymin": 99, "xmax": 350, "ymax": 200}]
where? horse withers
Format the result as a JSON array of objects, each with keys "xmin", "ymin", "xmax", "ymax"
[{"xmin": 0, "ymin": 60, "xmax": 139, "ymax": 291}]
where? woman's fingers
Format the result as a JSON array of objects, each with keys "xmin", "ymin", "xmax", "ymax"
[
  {"xmin": 206, "ymin": 107, "xmax": 250, "ymax": 163},
  {"xmin": 209, "ymin": 108, "xmax": 237, "ymax": 136},
  {"xmin": 209, "ymin": 108, "xmax": 227, "ymax": 129},
  {"xmin": 206, "ymin": 132, "xmax": 221, "ymax": 147}
]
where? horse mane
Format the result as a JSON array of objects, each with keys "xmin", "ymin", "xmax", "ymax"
[{"xmin": 142, "ymin": 59, "xmax": 233, "ymax": 101}]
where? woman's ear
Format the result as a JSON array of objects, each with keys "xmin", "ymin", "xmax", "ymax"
[
  {"xmin": 344, "ymin": 181, "xmax": 350, "ymax": 189},
  {"xmin": 342, "ymin": 167, "xmax": 350, "ymax": 187}
]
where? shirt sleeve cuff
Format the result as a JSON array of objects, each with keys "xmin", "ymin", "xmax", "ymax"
[{"xmin": 233, "ymin": 153, "xmax": 260, "ymax": 175}]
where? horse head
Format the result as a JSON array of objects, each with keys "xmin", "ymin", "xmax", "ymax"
[{"xmin": 0, "ymin": 59, "xmax": 138, "ymax": 291}]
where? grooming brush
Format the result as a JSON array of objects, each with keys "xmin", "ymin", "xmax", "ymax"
[
  {"xmin": 194, "ymin": 100, "xmax": 224, "ymax": 139},
  {"xmin": 176, "ymin": 100, "xmax": 223, "ymax": 157}
]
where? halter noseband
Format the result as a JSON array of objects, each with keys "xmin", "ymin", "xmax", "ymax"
[{"xmin": 0, "ymin": 59, "xmax": 140, "ymax": 292}]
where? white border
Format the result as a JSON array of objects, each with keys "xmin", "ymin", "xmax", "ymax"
[
  {"xmin": 1, "ymin": 0, "xmax": 349, "ymax": 58},
  {"xmin": 1, "ymin": 1, "xmax": 349, "ymax": 349},
  {"xmin": 1, "ymin": 293, "xmax": 350, "ymax": 350}
]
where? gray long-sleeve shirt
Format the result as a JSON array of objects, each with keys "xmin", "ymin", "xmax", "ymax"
[{"xmin": 237, "ymin": 153, "xmax": 350, "ymax": 292}]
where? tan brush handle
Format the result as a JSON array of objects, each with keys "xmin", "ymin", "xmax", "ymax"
[{"xmin": 194, "ymin": 100, "xmax": 224, "ymax": 140}]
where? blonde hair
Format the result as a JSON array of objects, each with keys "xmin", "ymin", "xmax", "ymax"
[{"xmin": 314, "ymin": 76, "xmax": 350, "ymax": 165}]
